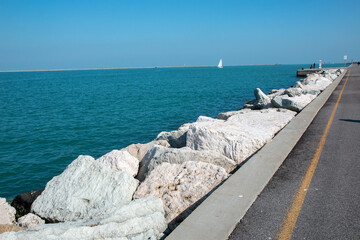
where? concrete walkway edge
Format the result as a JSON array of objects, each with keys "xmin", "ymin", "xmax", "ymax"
[{"xmin": 166, "ymin": 69, "xmax": 348, "ymax": 240}]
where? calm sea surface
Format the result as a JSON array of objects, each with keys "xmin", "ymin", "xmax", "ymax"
[{"xmin": 0, "ymin": 64, "xmax": 342, "ymax": 198}]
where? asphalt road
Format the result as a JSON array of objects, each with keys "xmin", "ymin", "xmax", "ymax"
[{"xmin": 229, "ymin": 64, "xmax": 360, "ymax": 240}]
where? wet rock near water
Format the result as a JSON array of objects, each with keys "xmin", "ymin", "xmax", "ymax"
[{"xmin": 10, "ymin": 190, "xmax": 43, "ymax": 220}]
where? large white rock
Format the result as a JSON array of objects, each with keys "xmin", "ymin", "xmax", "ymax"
[
  {"xmin": 31, "ymin": 155, "xmax": 139, "ymax": 222},
  {"xmin": 0, "ymin": 197, "xmax": 167, "ymax": 240},
  {"xmin": 138, "ymin": 145, "xmax": 236, "ymax": 181},
  {"xmin": 97, "ymin": 150, "xmax": 139, "ymax": 176},
  {"xmin": 17, "ymin": 213, "xmax": 45, "ymax": 228},
  {"xmin": 155, "ymin": 123, "xmax": 191, "ymax": 148},
  {"xmin": 298, "ymin": 75, "xmax": 332, "ymax": 92},
  {"xmin": 122, "ymin": 140, "xmax": 170, "ymax": 162},
  {"xmin": 272, "ymin": 94, "xmax": 316, "ymax": 112},
  {"xmin": 134, "ymin": 161, "xmax": 228, "ymax": 226},
  {"xmin": 186, "ymin": 109, "xmax": 296, "ymax": 164},
  {"xmin": 0, "ymin": 198, "xmax": 16, "ymax": 225}
]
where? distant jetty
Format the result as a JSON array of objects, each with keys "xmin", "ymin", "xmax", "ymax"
[{"xmin": 297, "ymin": 67, "xmax": 346, "ymax": 77}]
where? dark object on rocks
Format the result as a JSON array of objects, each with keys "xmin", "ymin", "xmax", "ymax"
[{"xmin": 11, "ymin": 190, "xmax": 43, "ymax": 220}]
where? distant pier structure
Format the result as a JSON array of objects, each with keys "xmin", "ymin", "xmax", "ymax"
[
  {"xmin": 296, "ymin": 67, "xmax": 346, "ymax": 77},
  {"xmin": 296, "ymin": 68, "xmax": 323, "ymax": 77}
]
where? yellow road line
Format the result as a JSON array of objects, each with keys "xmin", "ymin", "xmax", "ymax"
[{"xmin": 274, "ymin": 70, "xmax": 351, "ymax": 240}]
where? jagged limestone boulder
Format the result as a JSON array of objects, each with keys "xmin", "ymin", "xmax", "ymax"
[
  {"xmin": 97, "ymin": 150, "xmax": 139, "ymax": 176},
  {"xmin": 186, "ymin": 109, "xmax": 296, "ymax": 164},
  {"xmin": 253, "ymin": 88, "xmax": 273, "ymax": 109},
  {"xmin": 137, "ymin": 145, "xmax": 236, "ymax": 181},
  {"xmin": 284, "ymin": 87, "xmax": 303, "ymax": 97},
  {"xmin": 272, "ymin": 94, "xmax": 316, "ymax": 112},
  {"xmin": 134, "ymin": 162, "xmax": 227, "ymax": 227},
  {"xmin": 18, "ymin": 213, "xmax": 44, "ymax": 228},
  {"xmin": 0, "ymin": 197, "xmax": 167, "ymax": 240},
  {"xmin": 122, "ymin": 140, "xmax": 170, "ymax": 162},
  {"xmin": 155, "ymin": 123, "xmax": 191, "ymax": 148},
  {"xmin": 0, "ymin": 198, "xmax": 15, "ymax": 225},
  {"xmin": 31, "ymin": 155, "xmax": 139, "ymax": 222}
]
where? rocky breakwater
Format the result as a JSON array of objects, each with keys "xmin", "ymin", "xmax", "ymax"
[{"xmin": 0, "ymin": 68, "xmax": 344, "ymax": 239}]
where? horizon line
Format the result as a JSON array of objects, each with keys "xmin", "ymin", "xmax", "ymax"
[
  {"xmin": 0, "ymin": 64, "xmax": 277, "ymax": 73},
  {"xmin": 0, "ymin": 63, "xmax": 342, "ymax": 73}
]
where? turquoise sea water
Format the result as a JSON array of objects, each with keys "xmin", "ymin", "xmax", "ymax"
[{"xmin": 0, "ymin": 64, "xmax": 342, "ymax": 198}]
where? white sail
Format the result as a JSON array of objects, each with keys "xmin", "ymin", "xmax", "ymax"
[{"xmin": 217, "ymin": 59, "xmax": 223, "ymax": 68}]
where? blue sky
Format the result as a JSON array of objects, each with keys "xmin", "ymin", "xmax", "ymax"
[{"xmin": 0, "ymin": 0, "xmax": 359, "ymax": 70}]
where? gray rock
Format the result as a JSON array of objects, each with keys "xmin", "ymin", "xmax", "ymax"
[
  {"xmin": 31, "ymin": 155, "xmax": 139, "ymax": 222},
  {"xmin": 0, "ymin": 198, "xmax": 16, "ymax": 225},
  {"xmin": 253, "ymin": 88, "xmax": 273, "ymax": 109},
  {"xmin": 241, "ymin": 99, "xmax": 256, "ymax": 109},
  {"xmin": 137, "ymin": 145, "xmax": 236, "ymax": 181},
  {"xmin": 267, "ymin": 88, "xmax": 286, "ymax": 99},
  {"xmin": 294, "ymin": 81, "xmax": 304, "ymax": 89},
  {"xmin": 155, "ymin": 123, "xmax": 191, "ymax": 148},
  {"xmin": 284, "ymin": 87, "xmax": 303, "ymax": 97},
  {"xmin": 0, "ymin": 197, "xmax": 167, "ymax": 240},
  {"xmin": 271, "ymin": 94, "xmax": 316, "ymax": 112},
  {"xmin": 302, "ymin": 89, "xmax": 320, "ymax": 95},
  {"xmin": 122, "ymin": 140, "xmax": 170, "ymax": 162}
]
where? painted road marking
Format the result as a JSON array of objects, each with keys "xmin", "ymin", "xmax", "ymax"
[{"xmin": 274, "ymin": 70, "xmax": 351, "ymax": 240}]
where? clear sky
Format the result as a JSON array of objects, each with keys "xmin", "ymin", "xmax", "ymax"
[{"xmin": 0, "ymin": 0, "xmax": 359, "ymax": 70}]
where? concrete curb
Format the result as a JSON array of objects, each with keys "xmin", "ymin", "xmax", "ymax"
[{"xmin": 166, "ymin": 69, "xmax": 348, "ymax": 240}]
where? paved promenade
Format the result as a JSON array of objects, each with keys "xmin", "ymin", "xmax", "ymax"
[{"xmin": 229, "ymin": 64, "xmax": 360, "ymax": 239}]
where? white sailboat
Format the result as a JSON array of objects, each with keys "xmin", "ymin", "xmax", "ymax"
[{"xmin": 217, "ymin": 59, "xmax": 223, "ymax": 68}]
